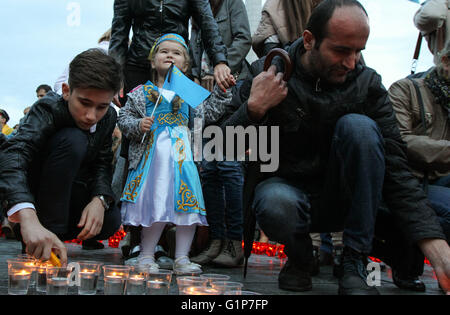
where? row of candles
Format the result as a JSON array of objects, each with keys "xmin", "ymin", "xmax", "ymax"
[{"xmin": 7, "ymin": 255, "xmax": 258, "ymax": 295}]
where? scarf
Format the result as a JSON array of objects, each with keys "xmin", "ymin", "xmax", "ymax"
[{"xmin": 424, "ymin": 68, "xmax": 450, "ymax": 114}]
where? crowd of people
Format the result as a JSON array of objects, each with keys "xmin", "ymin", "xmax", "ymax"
[{"xmin": 0, "ymin": 0, "xmax": 448, "ymax": 295}]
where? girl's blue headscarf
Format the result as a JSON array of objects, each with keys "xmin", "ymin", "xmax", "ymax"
[{"xmin": 148, "ymin": 33, "xmax": 188, "ymax": 60}]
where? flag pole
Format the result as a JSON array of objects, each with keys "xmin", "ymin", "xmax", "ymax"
[{"xmin": 141, "ymin": 63, "xmax": 174, "ymax": 144}]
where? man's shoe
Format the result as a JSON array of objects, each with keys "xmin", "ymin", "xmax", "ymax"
[
  {"xmin": 212, "ymin": 240, "xmax": 244, "ymax": 267},
  {"xmin": 190, "ymin": 239, "xmax": 224, "ymax": 265},
  {"xmin": 82, "ymin": 239, "xmax": 104, "ymax": 250},
  {"xmin": 338, "ymin": 247, "xmax": 380, "ymax": 295},
  {"xmin": 392, "ymin": 270, "xmax": 426, "ymax": 292},
  {"xmin": 278, "ymin": 259, "xmax": 312, "ymax": 292}
]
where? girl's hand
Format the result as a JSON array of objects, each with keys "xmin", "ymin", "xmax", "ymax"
[
  {"xmin": 140, "ymin": 116, "xmax": 155, "ymax": 133},
  {"xmin": 214, "ymin": 63, "xmax": 236, "ymax": 92}
]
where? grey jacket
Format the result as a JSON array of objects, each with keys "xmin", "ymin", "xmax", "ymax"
[
  {"xmin": 189, "ymin": 0, "xmax": 252, "ymax": 80},
  {"xmin": 118, "ymin": 84, "xmax": 231, "ymax": 170}
]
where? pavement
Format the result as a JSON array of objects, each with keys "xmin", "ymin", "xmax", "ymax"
[{"xmin": 0, "ymin": 236, "xmax": 445, "ymax": 296}]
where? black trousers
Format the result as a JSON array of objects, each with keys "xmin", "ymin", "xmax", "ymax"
[{"xmin": 31, "ymin": 128, "xmax": 121, "ymax": 241}]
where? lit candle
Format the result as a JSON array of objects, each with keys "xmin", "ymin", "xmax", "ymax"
[{"xmin": 183, "ymin": 286, "xmax": 220, "ymax": 295}]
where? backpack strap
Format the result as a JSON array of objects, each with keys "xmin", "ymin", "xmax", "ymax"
[
  {"xmin": 408, "ymin": 77, "xmax": 429, "ymax": 193},
  {"xmin": 411, "ymin": 32, "xmax": 423, "ymax": 75}
]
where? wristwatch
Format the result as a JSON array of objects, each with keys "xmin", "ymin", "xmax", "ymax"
[{"xmin": 97, "ymin": 195, "xmax": 111, "ymax": 211}]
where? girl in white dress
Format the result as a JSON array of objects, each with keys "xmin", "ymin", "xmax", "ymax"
[{"xmin": 118, "ymin": 33, "xmax": 233, "ymax": 273}]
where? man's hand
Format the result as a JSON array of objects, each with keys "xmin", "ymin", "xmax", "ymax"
[
  {"xmin": 418, "ymin": 238, "xmax": 450, "ymax": 294},
  {"xmin": 214, "ymin": 63, "xmax": 236, "ymax": 92},
  {"xmin": 247, "ymin": 65, "xmax": 288, "ymax": 121},
  {"xmin": 77, "ymin": 197, "xmax": 105, "ymax": 241},
  {"xmin": 201, "ymin": 75, "xmax": 215, "ymax": 92},
  {"xmin": 139, "ymin": 116, "xmax": 155, "ymax": 133},
  {"xmin": 18, "ymin": 208, "xmax": 67, "ymax": 266}
]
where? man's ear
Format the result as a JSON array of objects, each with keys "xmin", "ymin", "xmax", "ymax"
[
  {"xmin": 62, "ymin": 83, "xmax": 70, "ymax": 101},
  {"xmin": 303, "ymin": 30, "xmax": 316, "ymax": 51}
]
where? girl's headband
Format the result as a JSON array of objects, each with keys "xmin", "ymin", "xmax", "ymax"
[{"xmin": 149, "ymin": 33, "xmax": 188, "ymax": 60}]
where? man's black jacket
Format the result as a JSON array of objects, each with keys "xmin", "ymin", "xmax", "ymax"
[
  {"xmin": 0, "ymin": 92, "xmax": 117, "ymax": 216},
  {"xmin": 220, "ymin": 38, "xmax": 445, "ymax": 244},
  {"xmin": 109, "ymin": 0, "xmax": 228, "ymax": 68}
]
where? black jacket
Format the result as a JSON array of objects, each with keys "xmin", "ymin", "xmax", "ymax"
[
  {"xmin": 221, "ymin": 38, "xmax": 445, "ymax": 243},
  {"xmin": 0, "ymin": 92, "xmax": 117, "ymax": 215},
  {"xmin": 109, "ymin": 0, "xmax": 228, "ymax": 68}
]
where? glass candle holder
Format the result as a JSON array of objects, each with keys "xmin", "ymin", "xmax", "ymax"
[
  {"xmin": 200, "ymin": 273, "xmax": 231, "ymax": 287},
  {"xmin": 224, "ymin": 290, "xmax": 262, "ymax": 295},
  {"xmin": 16, "ymin": 255, "xmax": 38, "ymax": 288},
  {"xmin": 146, "ymin": 269, "xmax": 173, "ymax": 295},
  {"xmin": 182, "ymin": 286, "xmax": 221, "ymax": 295},
  {"xmin": 78, "ymin": 261, "xmax": 102, "ymax": 295},
  {"xmin": 102, "ymin": 265, "xmax": 130, "ymax": 295},
  {"xmin": 46, "ymin": 266, "xmax": 72, "ymax": 295},
  {"xmin": 36, "ymin": 261, "xmax": 53, "ymax": 293},
  {"xmin": 176, "ymin": 276, "xmax": 208, "ymax": 295},
  {"xmin": 211, "ymin": 281, "xmax": 244, "ymax": 294},
  {"xmin": 7, "ymin": 259, "xmax": 34, "ymax": 295}
]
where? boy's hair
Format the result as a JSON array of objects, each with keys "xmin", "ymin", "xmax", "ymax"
[
  {"xmin": 306, "ymin": 0, "xmax": 368, "ymax": 48},
  {"xmin": 36, "ymin": 84, "xmax": 52, "ymax": 93},
  {"xmin": 68, "ymin": 48, "xmax": 122, "ymax": 94}
]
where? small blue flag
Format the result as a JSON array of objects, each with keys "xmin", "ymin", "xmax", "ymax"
[{"xmin": 162, "ymin": 64, "xmax": 211, "ymax": 108}]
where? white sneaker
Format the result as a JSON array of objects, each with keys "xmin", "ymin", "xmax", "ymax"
[{"xmin": 173, "ymin": 256, "xmax": 202, "ymax": 275}]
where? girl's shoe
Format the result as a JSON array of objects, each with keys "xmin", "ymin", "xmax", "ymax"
[{"xmin": 173, "ymin": 256, "xmax": 202, "ymax": 274}]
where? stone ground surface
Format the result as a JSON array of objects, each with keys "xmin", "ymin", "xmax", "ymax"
[{"xmin": 0, "ymin": 237, "xmax": 444, "ymax": 297}]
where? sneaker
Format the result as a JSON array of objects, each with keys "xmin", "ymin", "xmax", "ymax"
[
  {"xmin": 173, "ymin": 256, "xmax": 202, "ymax": 275},
  {"xmin": 278, "ymin": 259, "xmax": 312, "ymax": 292},
  {"xmin": 338, "ymin": 247, "xmax": 380, "ymax": 295},
  {"xmin": 190, "ymin": 239, "xmax": 224, "ymax": 265},
  {"xmin": 332, "ymin": 245, "xmax": 344, "ymax": 278},
  {"xmin": 211, "ymin": 240, "xmax": 244, "ymax": 267}
]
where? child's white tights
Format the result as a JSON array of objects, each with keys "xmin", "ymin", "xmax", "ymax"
[{"xmin": 140, "ymin": 223, "xmax": 196, "ymax": 260}]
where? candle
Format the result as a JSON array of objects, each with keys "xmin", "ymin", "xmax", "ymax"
[
  {"xmin": 126, "ymin": 275, "xmax": 146, "ymax": 295},
  {"xmin": 182, "ymin": 286, "xmax": 220, "ymax": 295}
]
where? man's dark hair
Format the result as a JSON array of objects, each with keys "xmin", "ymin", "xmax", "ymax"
[
  {"xmin": 35, "ymin": 84, "xmax": 52, "ymax": 93},
  {"xmin": 306, "ymin": 0, "xmax": 368, "ymax": 48},
  {"xmin": 0, "ymin": 109, "xmax": 9, "ymax": 122},
  {"xmin": 68, "ymin": 48, "xmax": 123, "ymax": 94}
]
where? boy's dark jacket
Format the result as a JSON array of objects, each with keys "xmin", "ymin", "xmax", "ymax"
[
  {"xmin": 0, "ymin": 92, "xmax": 117, "ymax": 216},
  {"xmin": 220, "ymin": 37, "xmax": 445, "ymax": 243}
]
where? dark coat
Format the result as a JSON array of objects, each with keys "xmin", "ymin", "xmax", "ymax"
[
  {"xmin": 0, "ymin": 92, "xmax": 117, "ymax": 216},
  {"xmin": 109, "ymin": 0, "xmax": 228, "ymax": 69},
  {"xmin": 189, "ymin": 0, "xmax": 252, "ymax": 80},
  {"xmin": 221, "ymin": 38, "xmax": 445, "ymax": 244}
]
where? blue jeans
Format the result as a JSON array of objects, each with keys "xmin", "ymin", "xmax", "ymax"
[
  {"xmin": 200, "ymin": 160, "xmax": 244, "ymax": 240},
  {"xmin": 253, "ymin": 114, "xmax": 385, "ymax": 263},
  {"xmin": 428, "ymin": 175, "xmax": 450, "ymax": 241}
]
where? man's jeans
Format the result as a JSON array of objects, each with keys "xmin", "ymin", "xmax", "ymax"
[
  {"xmin": 32, "ymin": 128, "xmax": 121, "ymax": 240},
  {"xmin": 200, "ymin": 160, "xmax": 244, "ymax": 241},
  {"xmin": 252, "ymin": 114, "xmax": 385, "ymax": 263}
]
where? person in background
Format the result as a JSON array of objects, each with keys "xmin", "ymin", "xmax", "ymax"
[
  {"xmin": 252, "ymin": 0, "xmax": 322, "ymax": 58},
  {"xmin": 36, "ymin": 84, "xmax": 52, "ymax": 99},
  {"xmin": 189, "ymin": 0, "xmax": 251, "ymax": 267},
  {"xmin": 414, "ymin": 0, "xmax": 449, "ymax": 65},
  {"xmin": 387, "ymin": 40, "xmax": 450, "ymax": 292},
  {"xmin": 0, "ymin": 109, "xmax": 14, "ymax": 137}
]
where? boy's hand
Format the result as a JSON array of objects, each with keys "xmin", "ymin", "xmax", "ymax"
[{"xmin": 77, "ymin": 197, "xmax": 105, "ymax": 240}]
